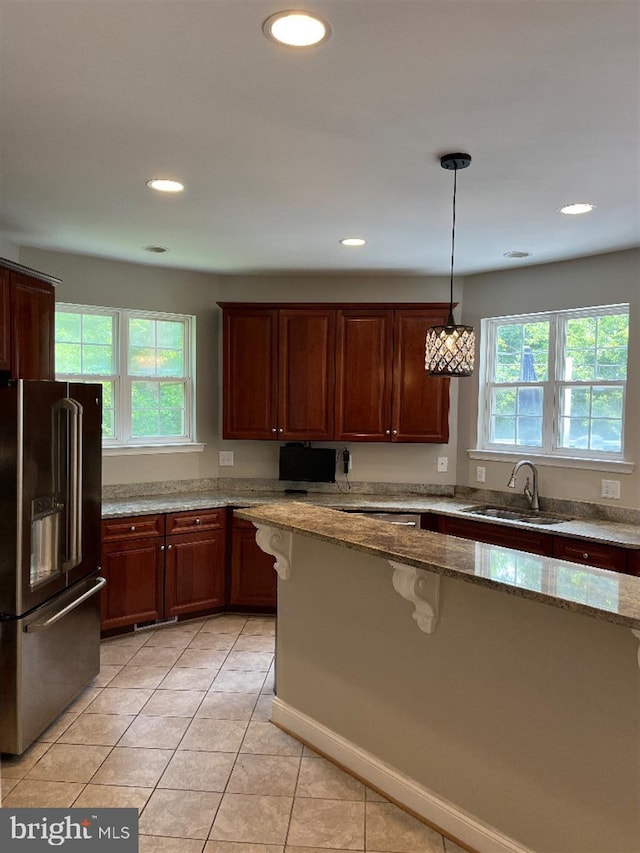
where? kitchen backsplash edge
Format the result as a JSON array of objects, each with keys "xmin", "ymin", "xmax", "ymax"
[{"xmin": 101, "ymin": 478, "xmax": 639, "ymax": 526}]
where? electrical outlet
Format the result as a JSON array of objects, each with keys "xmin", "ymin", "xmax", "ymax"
[
  {"xmin": 437, "ymin": 456, "xmax": 448, "ymax": 473},
  {"xmin": 219, "ymin": 451, "xmax": 234, "ymax": 467},
  {"xmin": 342, "ymin": 449, "xmax": 352, "ymax": 474},
  {"xmin": 476, "ymin": 466, "xmax": 486, "ymax": 483},
  {"xmin": 601, "ymin": 479, "xmax": 620, "ymax": 500}
]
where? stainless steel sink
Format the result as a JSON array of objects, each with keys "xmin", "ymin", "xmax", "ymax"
[{"xmin": 462, "ymin": 506, "xmax": 568, "ymax": 525}]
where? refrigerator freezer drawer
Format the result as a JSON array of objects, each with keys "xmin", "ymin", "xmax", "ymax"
[{"xmin": 0, "ymin": 572, "xmax": 103, "ymax": 755}]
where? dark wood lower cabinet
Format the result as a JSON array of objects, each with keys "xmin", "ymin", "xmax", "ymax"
[
  {"xmin": 101, "ymin": 536, "xmax": 164, "ymax": 631},
  {"xmin": 100, "ymin": 509, "xmax": 275, "ymax": 634},
  {"xmin": 422, "ymin": 511, "xmax": 635, "ymax": 573},
  {"xmin": 433, "ymin": 514, "xmax": 554, "ymax": 556},
  {"xmin": 165, "ymin": 529, "xmax": 226, "ymax": 617},
  {"xmin": 230, "ymin": 517, "xmax": 277, "ymax": 608}
]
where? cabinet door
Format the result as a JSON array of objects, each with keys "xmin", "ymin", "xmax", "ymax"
[
  {"xmin": 0, "ymin": 268, "xmax": 10, "ymax": 372},
  {"xmin": 335, "ymin": 309, "xmax": 394, "ymax": 441},
  {"xmin": 552, "ymin": 536, "xmax": 628, "ymax": 573},
  {"xmin": 101, "ymin": 538, "xmax": 164, "ymax": 631},
  {"xmin": 164, "ymin": 529, "xmax": 226, "ymax": 617},
  {"xmin": 222, "ymin": 308, "xmax": 278, "ymax": 439},
  {"xmin": 10, "ymin": 272, "xmax": 55, "ymax": 380},
  {"xmin": 392, "ymin": 309, "xmax": 450, "ymax": 442},
  {"xmin": 437, "ymin": 515, "xmax": 554, "ymax": 556},
  {"xmin": 278, "ymin": 308, "xmax": 335, "ymax": 440},
  {"xmin": 230, "ymin": 518, "xmax": 277, "ymax": 608}
]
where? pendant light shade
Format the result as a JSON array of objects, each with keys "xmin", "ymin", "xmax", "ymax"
[{"xmin": 425, "ymin": 153, "xmax": 475, "ymax": 377}]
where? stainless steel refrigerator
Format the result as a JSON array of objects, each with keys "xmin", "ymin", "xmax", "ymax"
[{"xmin": 0, "ymin": 380, "xmax": 103, "ymax": 754}]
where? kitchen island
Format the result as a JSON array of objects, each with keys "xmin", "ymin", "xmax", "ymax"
[{"xmin": 236, "ymin": 502, "xmax": 640, "ymax": 853}]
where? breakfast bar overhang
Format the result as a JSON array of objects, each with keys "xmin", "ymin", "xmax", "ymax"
[{"xmin": 236, "ymin": 502, "xmax": 640, "ymax": 853}]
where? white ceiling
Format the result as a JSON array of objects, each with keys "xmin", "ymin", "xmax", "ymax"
[{"xmin": 1, "ymin": 0, "xmax": 638, "ymax": 276}]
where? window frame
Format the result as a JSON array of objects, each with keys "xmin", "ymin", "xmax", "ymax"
[
  {"xmin": 55, "ymin": 302, "xmax": 197, "ymax": 450},
  {"xmin": 477, "ymin": 304, "xmax": 629, "ymax": 464}
]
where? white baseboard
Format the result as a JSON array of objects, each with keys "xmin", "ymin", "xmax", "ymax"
[{"xmin": 272, "ymin": 697, "xmax": 535, "ymax": 853}]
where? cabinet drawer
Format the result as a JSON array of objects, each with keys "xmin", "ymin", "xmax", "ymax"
[
  {"xmin": 166, "ymin": 508, "xmax": 226, "ymax": 535},
  {"xmin": 552, "ymin": 536, "xmax": 628, "ymax": 573},
  {"xmin": 101, "ymin": 514, "xmax": 165, "ymax": 542}
]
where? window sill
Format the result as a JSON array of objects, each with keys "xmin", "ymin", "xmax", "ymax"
[
  {"xmin": 467, "ymin": 448, "xmax": 634, "ymax": 474},
  {"xmin": 103, "ymin": 443, "xmax": 206, "ymax": 456}
]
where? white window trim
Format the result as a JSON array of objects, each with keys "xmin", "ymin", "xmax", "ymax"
[
  {"xmin": 474, "ymin": 304, "xmax": 631, "ymax": 469},
  {"xmin": 56, "ymin": 302, "xmax": 198, "ymax": 451}
]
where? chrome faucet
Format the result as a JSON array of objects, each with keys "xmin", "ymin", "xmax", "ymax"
[{"xmin": 507, "ymin": 460, "xmax": 540, "ymax": 511}]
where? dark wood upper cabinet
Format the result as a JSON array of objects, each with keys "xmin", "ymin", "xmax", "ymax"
[
  {"xmin": 335, "ymin": 306, "xmax": 450, "ymax": 442},
  {"xmin": 221, "ymin": 305, "xmax": 335, "ymax": 441},
  {"xmin": 220, "ymin": 302, "xmax": 451, "ymax": 444},
  {"xmin": 222, "ymin": 308, "xmax": 279, "ymax": 440},
  {"xmin": 278, "ymin": 308, "xmax": 335, "ymax": 441},
  {"xmin": 0, "ymin": 258, "xmax": 59, "ymax": 381},
  {"xmin": 335, "ymin": 309, "xmax": 394, "ymax": 441},
  {"xmin": 392, "ymin": 309, "xmax": 450, "ymax": 442},
  {"xmin": 0, "ymin": 269, "xmax": 11, "ymax": 372}
]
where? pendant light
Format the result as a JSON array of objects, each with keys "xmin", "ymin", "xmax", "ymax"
[{"xmin": 425, "ymin": 153, "xmax": 475, "ymax": 377}]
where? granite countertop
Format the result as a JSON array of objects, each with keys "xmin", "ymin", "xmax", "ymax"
[
  {"xmin": 236, "ymin": 502, "xmax": 640, "ymax": 630},
  {"xmin": 101, "ymin": 489, "xmax": 640, "ymax": 549}
]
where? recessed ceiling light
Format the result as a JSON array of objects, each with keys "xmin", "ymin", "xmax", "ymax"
[
  {"xmin": 263, "ymin": 11, "xmax": 331, "ymax": 47},
  {"xmin": 559, "ymin": 202, "xmax": 595, "ymax": 215},
  {"xmin": 144, "ymin": 245, "xmax": 168, "ymax": 253},
  {"xmin": 146, "ymin": 179, "xmax": 184, "ymax": 193},
  {"xmin": 339, "ymin": 237, "xmax": 366, "ymax": 247},
  {"xmin": 503, "ymin": 251, "xmax": 531, "ymax": 259}
]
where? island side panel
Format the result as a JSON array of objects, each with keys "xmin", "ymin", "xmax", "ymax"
[{"xmin": 274, "ymin": 534, "xmax": 639, "ymax": 853}]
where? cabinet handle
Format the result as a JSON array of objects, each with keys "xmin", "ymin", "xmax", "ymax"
[
  {"xmin": 195, "ymin": 518, "xmax": 202, "ymax": 525},
  {"xmin": 129, "ymin": 525, "xmax": 136, "ymax": 532}
]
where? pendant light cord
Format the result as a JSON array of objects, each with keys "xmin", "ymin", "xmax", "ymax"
[{"xmin": 447, "ymin": 165, "xmax": 458, "ymax": 324}]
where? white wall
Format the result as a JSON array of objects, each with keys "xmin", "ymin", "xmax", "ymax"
[
  {"xmin": 17, "ymin": 245, "xmax": 639, "ymax": 508},
  {"xmin": 457, "ymin": 249, "xmax": 639, "ymax": 509},
  {"xmin": 19, "ymin": 247, "xmax": 220, "ymax": 486},
  {"xmin": 0, "ymin": 236, "xmax": 20, "ymax": 262}
]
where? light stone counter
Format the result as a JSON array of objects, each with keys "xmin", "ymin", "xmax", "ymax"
[
  {"xmin": 102, "ymin": 490, "xmax": 640, "ymax": 549},
  {"xmin": 236, "ymin": 502, "xmax": 640, "ymax": 629}
]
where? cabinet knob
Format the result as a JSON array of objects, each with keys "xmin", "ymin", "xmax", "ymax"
[
  {"xmin": 195, "ymin": 518, "xmax": 202, "ymax": 525},
  {"xmin": 271, "ymin": 428, "xmax": 277, "ymax": 433},
  {"xmin": 392, "ymin": 429, "xmax": 398, "ymax": 435},
  {"xmin": 278, "ymin": 428, "xmax": 284, "ymax": 433},
  {"xmin": 385, "ymin": 429, "xmax": 391, "ymax": 435},
  {"xmin": 160, "ymin": 544, "xmax": 165, "ymax": 551},
  {"xmin": 583, "ymin": 552, "xmax": 589, "ymax": 560},
  {"xmin": 129, "ymin": 525, "xmax": 136, "ymax": 532},
  {"xmin": 167, "ymin": 544, "xmax": 173, "ymax": 550}
]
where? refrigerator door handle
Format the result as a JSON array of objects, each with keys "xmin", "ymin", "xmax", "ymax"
[
  {"xmin": 60, "ymin": 398, "xmax": 83, "ymax": 570},
  {"xmin": 25, "ymin": 577, "xmax": 106, "ymax": 633}
]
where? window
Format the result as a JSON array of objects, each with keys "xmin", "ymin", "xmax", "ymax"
[
  {"xmin": 478, "ymin": 304, "xmax": 629, "ymax": 461},
  {"xmin": 55, "ymin": 304, "xmax": 195, "ymax": 448}
]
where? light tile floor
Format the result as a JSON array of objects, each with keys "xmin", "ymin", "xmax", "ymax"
[{"xmin": 1, "ymin": 614, "xmax": 471, "ymax": 853}]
